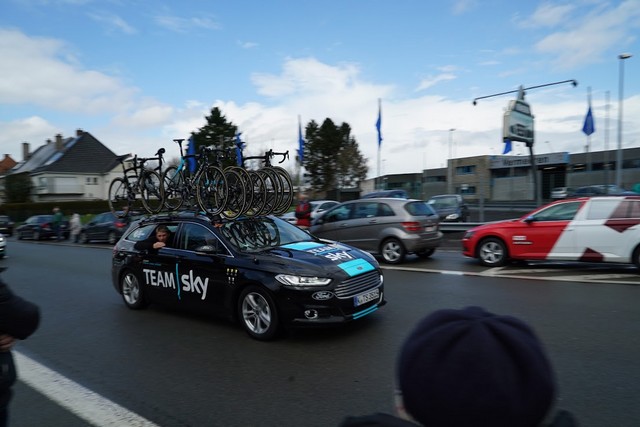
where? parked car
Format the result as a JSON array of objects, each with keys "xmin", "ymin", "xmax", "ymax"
[
  {"xmin": 462, "ymin": 195, "xmax": 640, "ymax": 268},
  {"xmin": 0, "ymin": 215, "xmax": 14, "ymax": 236},
  {"xmin": 16, "ymin": 215, "xmax": 70, "ymax": 240},
  {"xmin": 79, "ymin": 211, "xmax": 134, "ymax": 244},
  {"xmin": 0, "ymin": 234, "xmax": 5, "ymax": 258},
  {"xmin": 310, "ymin": 198, "xmax": 442, "ymax": 264},
  {"xmin": 360, "ymin": 189, "xmax": 408, "ymax": 199},
  {"xmin": 550, "ymin": 186, "xmax": 574, "ymax": 199},
  {"xmin": 426, "ymin": 194, "xmax": 470, "ymax": 222},
  {"xmin": 111, "ymin": 212, "xmax": 385, "ymax": 340},
  {"xmin": 279, "ymin": 200, "xmax": 340, "ymax": 224},
  {"xmin": 568, "ymin": 185, "xmax": 637, "ymax": 198}
]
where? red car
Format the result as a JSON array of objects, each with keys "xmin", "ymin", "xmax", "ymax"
[{"xmin": 462, "ymin": 196, "xmax": 640, "ymax": 267}]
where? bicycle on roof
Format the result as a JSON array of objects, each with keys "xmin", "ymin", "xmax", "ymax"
[
  {"xmin": 240, "ymin": 148, "xmax": 294, "ymax": 216},
  {"xmin": 108, "ymin": 151, "xmax": 165, "ymax": 217}
]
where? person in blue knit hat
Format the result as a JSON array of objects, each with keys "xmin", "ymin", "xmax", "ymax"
[{"xmin": 340, "ymin": 306, "xmax": 578, "ymax": 427}]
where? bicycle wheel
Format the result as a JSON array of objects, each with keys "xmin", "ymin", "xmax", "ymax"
[
  {"xmin": 228, "ymin": 166, "xmax": 253, "ymax": 216},
  {"xmin": 257, "ymin": 169, "xmax": 279, "ymax": 216},
  {"xmin": 139, "ymin": 170, "xmax": 164, "ymax": 214},
  {"xmin": 162, "ymin": 166, "xmax": 184, "ymax": 211},
  {"xmin": 270, "ymin": 166, "xmax": 294, "ymax": 215},
  {"xmin": 108, "ymin": 178, "xmax": 131, "ymax": 217},
  {"xmin": 222, "ymin": 168, "xmax": 248, "ymax": 220},
  {"xmin": 196, "ymin": 166, "xmax": 228, "ymax": 216},
  {"xmin": 244, "ymin": 171, "xmax": 266, "ymax": 217}
]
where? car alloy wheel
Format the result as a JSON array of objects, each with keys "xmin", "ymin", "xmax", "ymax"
[
  {"xmin": 238, "ymin": 286, "xmax": 279, "ymax": 341},
  {"xmin": 33, "ymin": 230, "xmax": 40, "ymax": 241},
  {"xmin": 79, "ymin": 232, "xmax": 88, "ymax": 244},
  {"xmin": 381, "ymin": 238, "xmax": 406, "ymax": 264},
  {"xmin": 108, "ymin": 231, "xmax": 117, "ymax": 245},
  {"xmin": 478, "ymin": 237, "xmax": 507, "ymax": 267},
  {"xmin": 120, "ymin": 271, "xmax": 147, "ymax": 309}
]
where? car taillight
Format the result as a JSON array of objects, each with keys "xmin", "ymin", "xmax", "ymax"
[
  {"xmin": 114, "ymin": 221, "xmax": 126, "ymax": 228},
  {"xmin": 402, "ymin": 221, "xmax": 422, "ymax": 232},
  {"xmin": 42, "ymin": 222, "xmax": 51, "ymax": 229}
]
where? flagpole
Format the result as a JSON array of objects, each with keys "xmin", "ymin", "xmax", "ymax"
[
  {"xmin": 376, "ymin": 98, "xmax": 382, "ymax": 189},
  {"xmin": 297, "ymin": 115, "xmax": 303, "ymax": 194},
  {"xmin": 586, "ymin": 86, "xmax": 592, "ymax": 172}
]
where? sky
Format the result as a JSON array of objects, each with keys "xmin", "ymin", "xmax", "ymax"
[{"xmin": 1, "ymin": 0, "xmax": 639, "ymax": 179}]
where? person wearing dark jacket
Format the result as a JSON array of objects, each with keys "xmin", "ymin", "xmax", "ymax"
[
  {"xmin": 0, "ymin": 274, "xmax": 40, "ymax": 427},
  {"xmin": 133, "ymin": 225, "xmax": 173, "ymax": 252},
  {"xmin": 340, "ymin": 306, "xmax": 578, "ymax": 427}
]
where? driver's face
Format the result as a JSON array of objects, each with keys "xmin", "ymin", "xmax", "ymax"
[{"xmin": 156, "ymin": 231, "xmax": 168, "ymax": 242}]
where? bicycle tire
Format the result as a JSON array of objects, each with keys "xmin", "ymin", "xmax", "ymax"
[
  {"xmin": 139, "ymin": 169, "xmax": 164, "ymax": 214},
  {"xmin": 108, "ymin": 178, "xmax": 131, "ymax": 217},
  {"xmin": 270, "ymin": 166, "xmax": 294, "ymax": 215},
  {"xmin": 244, "ymin": 171, "xmax": 266, "ymax": 217},
  {"xmin": 196, "ymin": 166, "xmax": 228, "ymax": 216},
  {"xmin": 228, "ymin": 166, "xmax": 253, "ymax": 216},
  {"xmin": 219, "ymin": 168, "xmax": 244, "ymax": 219},
  {"xmin": 257, "ymin": 169, "xmax": 279, "ymax": 216},
  {"xmin": 162, "ymin": 166, "xmax": 184, "ymax": 211}
]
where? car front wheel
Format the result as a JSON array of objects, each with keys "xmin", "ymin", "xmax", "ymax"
[
  {"xmin": 477, "ymin": 237, "xmax": 508, "ymax": 267},
  {"xmin": 120, "ymin": 270, "xmax": 148, "ymax": 309},
  {"xmin": 238, "ymin": 286, "xmax": 279, "ymax": 341},
  {"xmin": 380, "ymin": 238, "xmax": 406, "ymax": 264}
]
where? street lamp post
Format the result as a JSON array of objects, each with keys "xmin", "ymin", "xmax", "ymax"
[
  {"xmin": 448, "ymin": 129, "xmax": 455, "ymax": 194},
  {"xmin": 616, "ymin": 53, "xmax": 632, "ymax": 188}
]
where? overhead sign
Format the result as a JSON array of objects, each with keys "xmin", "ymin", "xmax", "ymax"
[{"xmin": 503, "ymin": 86, "xmax": 535, "ymax": 146}]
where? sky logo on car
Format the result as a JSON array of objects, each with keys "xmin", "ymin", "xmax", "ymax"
[{"xmin": 337, "ymin": 258, "xmax": 375, "ymax": 277}]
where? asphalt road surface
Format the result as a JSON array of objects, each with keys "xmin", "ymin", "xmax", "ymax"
[{"xmin": 2, "ymin": 238, "xmax": 639, "ymax": 427}]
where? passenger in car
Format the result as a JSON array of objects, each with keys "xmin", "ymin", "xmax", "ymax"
[
  {"xmin": 339, "ymin": 306, "xmax": 578, "ymax": 427},
  {"xmin": 134, "ymin": 225, "xmax": 173, "ymax": 251}
]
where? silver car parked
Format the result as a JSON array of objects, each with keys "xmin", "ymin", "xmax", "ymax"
[{"xmin": 309, "ymin": 198, "xmax": 443, "ymax": 264}]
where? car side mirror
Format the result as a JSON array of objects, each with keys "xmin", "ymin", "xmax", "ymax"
[
  {"xmin": 524, "ymin": 215, "xmax": 536, "ymax": 223},
  {"xmin": 195, "ymin": 244, "xmax": 218, "ymax": 254}
]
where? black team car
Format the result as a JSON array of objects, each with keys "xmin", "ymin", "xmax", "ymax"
[{"xmin": 111, "ymin": 212, "xmax": 386, "ymax": 340}]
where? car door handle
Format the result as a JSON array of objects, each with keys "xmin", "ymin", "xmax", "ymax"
[{"xmin": 368, "ymin": 219, "xmax": 378, "ymax": 224}]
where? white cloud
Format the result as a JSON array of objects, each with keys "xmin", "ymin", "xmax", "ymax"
[
  {"xmin": 416, "ymin": 74, "xmax": 457, "ymax": 92},
  {"xmin": 87, "ymin": 11, "xmax": 137, "ymax": 35},
  {"xmin": 523, "ymin": 3, "xmax": 576, "ymax": 28},
  {"xmin": 154, "ymin": 14, "xmax": 221, "ymax": 33}
]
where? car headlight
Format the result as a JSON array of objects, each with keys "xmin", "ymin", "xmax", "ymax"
[
  {"xmin": 276, "ymin": 274, "xmax": 332, "ymax": 287},
  {"xmin": 445, "ymin": 213, "xmax": 460, "ymax": 220},
  {"xmin": 463, "ymin": 231, "xmax": 475, "ymax": 239}
]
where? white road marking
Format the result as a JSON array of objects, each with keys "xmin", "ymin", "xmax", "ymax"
[{"xmin": 14, "ymin": 351, "xmax": 159, "ymax": 427}]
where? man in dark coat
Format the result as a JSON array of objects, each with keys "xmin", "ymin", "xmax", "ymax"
[{"xmin": 0, "ymin": 273, "xmax": 40, "ymax": 426}]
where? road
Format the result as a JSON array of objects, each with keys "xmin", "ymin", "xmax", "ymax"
[{"xmin": 1, "ymin": 238, "xmax": 639, "ymax": 427}]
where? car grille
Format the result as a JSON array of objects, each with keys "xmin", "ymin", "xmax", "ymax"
[{"xmin": 333, "ymin": 271, "xmax": 381, "ymax": 299}]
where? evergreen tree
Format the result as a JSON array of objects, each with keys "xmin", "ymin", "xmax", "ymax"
[
  {"xmin": 5, "ymin": 173, "xmax": 32, "ymax": 203},
  {"xmin": 190, "ymin": 107, "xmax": 239, "ymax": 168},
  {"xmin": 302, "ymin": 118, "xmax": 368, "ymax": 194}
]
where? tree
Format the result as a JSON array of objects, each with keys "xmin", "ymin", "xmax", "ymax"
[
  {"xmin": 5, "ymin": 173, "xmax": 32, "ymax": 203},
  {"xmin": 302, "ymin": 118, "xmax": 368, "ymax": 194},
  {"xmin": 190, "ymin": 107, "xmax": 239, "ymax": 168}
]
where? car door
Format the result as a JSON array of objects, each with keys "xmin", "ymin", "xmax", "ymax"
[
  {"xmin": 87, "ymin": 213, "xmax": 106, "ymax": 240},
  {"xmin": 312, "ymin": 203, "xmax": 355, "ymax": 242},
  {"xmin": 508, "ymin": 201, "xmax": 583, "ymax": 260},
  {"xmin": 344, "ymin": 201, "xmax": 392, "ymax": 251},
  {"xmin": 169, "ymin": 222, "xmax": 230, "ymax": 313}
]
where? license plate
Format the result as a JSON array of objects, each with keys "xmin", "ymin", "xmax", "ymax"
[
  {"xmin": 354, "ymin": 288, "xmax": 379, "ymax": 306},
  {"xmin": 425, "ymin": 226, "xmax": 435, "ymax": 232}
]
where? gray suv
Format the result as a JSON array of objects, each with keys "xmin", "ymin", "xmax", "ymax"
[
  {"xmin": 309, "ymin": 198, "xmax": 442, "ymax": 264},
  {"xmin": 426, "ymin": 194, "xmax": 470, "ymax": 222}
]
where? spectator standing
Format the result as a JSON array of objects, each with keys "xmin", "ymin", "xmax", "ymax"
[
  {"xmin": 69, "ymin": 213, "xmax": 82, "ymax": 243},
  {"xmin": 295, "ymin": 194, "xmax": 312, "ymax": 229},
  {"xmin": 0, "ymin": 273, "xmax": 40, "ymax": 427},
  {"xmin": 339, "ymin": 306, "xmax": 578, "ymax": 427},
  {"xmin": 52, "ymin": 207, "xmax": 64, "ymax": 241}
]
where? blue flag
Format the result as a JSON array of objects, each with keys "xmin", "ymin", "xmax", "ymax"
[
  {"xmin": 298, "ymin": 121, "xmax": 304, "ymax": 163},
  {"xmin": 582, "ymin": 106, "xmax": 595, "ymax": 136},
  {"xmin": 375, "ymin": 103, "xmax": 382, "ymax": 147},
  {"xmin": 502, "ymin": 139, "xmax": 512, "ymax": 154},
  {"xmin": 186, "ymin": 135, "xmax": 197, "ymax": 174},
  {"xmin": 235, "ymin": 132, "xmax": 244, "ymax": 166}
]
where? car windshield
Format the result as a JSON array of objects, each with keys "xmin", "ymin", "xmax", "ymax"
[
  {"xmin": 427, "ymin": 197, "xmax": 457, "ymax": 209},
  {"xmin": 219, "ymin": 217, "xmax": 315, "ymax": 253}
]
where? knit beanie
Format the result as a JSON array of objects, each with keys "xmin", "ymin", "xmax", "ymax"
[{"xmin": 397, "ymin": 306, "xmax": 555, "ymax": 427}]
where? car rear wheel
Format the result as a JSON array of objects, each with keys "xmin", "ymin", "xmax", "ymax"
[
  {"xmin": 416, "ymin": 248, "xmax": 435, "ymax": 258},
  {"xmin": 33, "ymin": 230, "xmax": 40, "ymax": 241},
  {"xmin": 107, "ymin": 231, "xmax": 117, "ymax": 245},
  {"xmin": 380, "ymin": 238, "xmax": 406, "ymax": 264},
  {"xmin": 120, "ymin": 270, "xmax": 148, "ymax": 309},
  {"xmin": 477, "ymin": 237, "xmax": 508, "ymax": 267},
  {"xmin": 238, "ymin": 286, "xmax": 279, "ymax": 341}
]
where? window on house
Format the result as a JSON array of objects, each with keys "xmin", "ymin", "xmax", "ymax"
[{"xmin": 455, "ymin": 165, "xmax": 476, "ymax": 175}]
